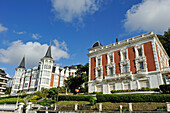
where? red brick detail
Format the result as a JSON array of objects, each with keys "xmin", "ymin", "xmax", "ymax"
[
  {"xmin": 28, "ymin": 76, "xmax": 32, "ymax": 88},
  {"xmin": 102, "ymin": 54, "xmax": 107, "ymax": 79},
  {"xmin": 155, "ymin": 43, "xmax": 161, "ymax": 69},
  {"xmin": 143, "ymin": 42, "xmax": 156, "ymax": 71},
  {"xmin": 114, "ymin": 50, "xmax": 121, "ymax": 74},
  {"xmin": 58, "ymin": 75, "xmax": 60, "ymax": 86},
  {"xmin": 128, "ymin": 46, "xmax": 136, "ymax": 74},
  {"xmin": 50, "ymin": 74, "xmax": 55, "ymax": 87},
  {"xmin": 91, "ymin": 57, "xmax": 96, "ymax": 80}
]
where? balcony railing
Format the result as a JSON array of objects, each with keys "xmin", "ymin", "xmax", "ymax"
[
  {"xmin": 161, "ymin": 67, "xmax": 170, "ymax": 74},
  {"xmin": 105, "ymin": 72, "xmax": 133, "ymax": 81}
]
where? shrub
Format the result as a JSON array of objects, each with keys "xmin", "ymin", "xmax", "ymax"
[
  {"xmin": 37, "ymin": 100, "xmax": 55, "ymax": 106},
  {"xmin": 89, "ymin": 96, "xmax": 95, "ymax": 105},
  {"xmin": 89, "ymin": 92, "xmax": 103, "ymax": 94},
  {"xmin": 96, "ymin": 94, "xmax": 170, "ymax": 102},
  {"xmin": 58, "ymin": 95, "xmax": 93, "ymax": 101},
  {"xmin": 159, "ymin": 84, "xmax": 170, "ymax": 94},
  {"xmin": 111, "ymin": 87, "xmax": 159, "ymax": 93}
]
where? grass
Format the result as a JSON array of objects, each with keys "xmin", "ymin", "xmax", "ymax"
[
  {"xmin": 0, "ymin": 97, "xmax": 24, "ymax": 104},
  {"xmin": 58, "ymin": 101, "xmax": 90, "ymax": 105},
  {"xmin": 95, "ymin": 102, "xmax": 166, "ymax": 111}
]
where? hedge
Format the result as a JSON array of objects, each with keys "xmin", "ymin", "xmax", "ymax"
[
  {"xmin": 58, "ymin": 95, "xmax": 93, "ymax": 101},
  {"xmin": 96, "ymin": 94, "xmax": 170, "ymax": 102},
  {"xmin": 160, "ymin": 84, "xmax": 170, "ymax": 94},
  {"xmin": 111, "ymin": 87, "xmax": 159, "ymax": 93}
]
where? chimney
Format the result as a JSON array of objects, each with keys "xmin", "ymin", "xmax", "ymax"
[{"xmin": 116, "ymin": 38, "xmax": 118, "ymax": 43}]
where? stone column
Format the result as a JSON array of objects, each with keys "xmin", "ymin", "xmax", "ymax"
[
  {"xmin": 45, "ymin": 106, "xmax": 48, "ymax": 113},
  {"xmin": 75, "ymin": 104, "xmax": 78, "ymax": 111},
  {"xmin": 18, "ymin": 103, "xmax": 24, "ymax": 113},
  {"xmin": 26, "ymin": 102, "xmax": 33, "ymax": 113},
  {"xmin": 166, "ymin": 102, "xmax": 170, "ymax": 112},
  {"xmin": 99, "ymin": 103, "xmax": 102, "ymax": 112},
  {"xmin": 128, "ymin": 103, "xmax": 133, "ymax": 111}
]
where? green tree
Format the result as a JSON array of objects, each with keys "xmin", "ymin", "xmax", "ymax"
[
  {"xmin": 157, "ymin": 28, "xmax": 170, "ymax": 57},
  {"xmin": 65, "ymin": 63, "xmax": 89, "ymax": 94},
  {"xmin": 47, "ymin": 87, "xmax": 58, "ymax": 100},
  {"xmin": 5, "ymin": 87, "xmax": 12, "ymax": 95}
]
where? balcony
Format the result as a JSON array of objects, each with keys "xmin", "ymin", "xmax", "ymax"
[
  {"xmin": 136, "ymin": 70, "xmax": 148, "ymax": 78},
  {"xmin": 161, "ymin": 67, "xmax": 170, "ymax": 74},
  {"xmin": 95, "ymin": 77, "xmax": 102, "ymax": 83},
  {"xmin": 105, "ymin": 72, "xmax": 133, "ymax": 82}
]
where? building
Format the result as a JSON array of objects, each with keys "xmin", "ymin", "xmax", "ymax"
[
  {"xmin": 11, "ymin": 45, "xmax": 77, "ymax": 95},
  {"xmin": 0, "ymin": 69, "xmax": 9, "ymax": 95},
  {"xmin": 87, "ymin": 32, "xmax": 170, "ymax": 94}
]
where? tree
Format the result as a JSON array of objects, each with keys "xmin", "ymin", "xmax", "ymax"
[
  {"xmin": 47, "ymin": 87, "xmax": 58, "ymax": 100},
  {"xmin": 157, "ymin": 28, "xmax": 170, "ymax": 57},
  {"xmin": 65, "ymin": 63, "xmax": 89, "ymax": 94}
]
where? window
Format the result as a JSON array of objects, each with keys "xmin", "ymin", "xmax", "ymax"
[
  {"xmin": 110, "ymin": 55, "xmax": 113, "ymax": 62},
  {"xmin": 138, "ymin": 48, "xmax": 142, "ymax": 56},
  {"xmin": 24, "ymin": 83, "xmax": 28, "ymax": 88},
  {"xmin": 123, "ymin": 65, "xmax": 128, "ymax": 73},
  {"xmin": 139, "ymin": 80, "xmax": 149, "ymax": 88},
  {"xmin": 98, "ymin": 59, "xmax": 101, "ymax": 66},
  {"xmin": 42, "ymin": 78, "xmax": 49, "ymax": 84},
  {"xmin": 14, "ymin": 85, "xmax": 18, "ymax": 89},
  {"xmin": 44, "ymin": 64, "xmax": 51, "ymax": 69},
  {"xmin": 25, "ymin": 76, "xmax": 30, "ymax": 81},
  {"xmin": 124, "ymin": 83, "xmax": 130, "ymax": 90},
  {"xmin": 98, "ymin": 70, "xmax": 101, "ymax": 77},
  {"xmin": 52, "ymin": 67, "xmax": 56, "ymax": 73},
  {"xmin": 109, "ymin": 84, "xmax": 115, "ymax": 91},
  {"xmin": 139, "ymin": 62, "xmax": 144, "ymax": 70},
  {"xmin": 123, "ymin": 52, "xmax": 127, "ymax": 59},
  {"xmin": 109, "ymin": 68, "xmax": 113, "ymax": 75},
  {"xmin": 96, "ymin": 85, "xmax": 103, "ymax": 92},
  {"xmin": 163, "ymin": 75, "xmax": 170, "ymax": 85}
]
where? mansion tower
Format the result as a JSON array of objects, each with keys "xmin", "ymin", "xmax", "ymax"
[{"xmin": 11, "ymin": 45, "xmax": 76, "ymax": 95}]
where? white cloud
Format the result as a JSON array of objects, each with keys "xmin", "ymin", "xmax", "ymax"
[
  {"xmin": 0, "ymin": 40, "xmax": 69, "ymax": 67},
  {"xmin": 124, "ymin": 0, "xmax": 170, "ymax": 33},
  {"xmin": 32, "ymin": 33, "xmax": 41, "ymax": 40},
  {"xmin": 0, "ymin": 24, "xmax": 8, "ymax": 32},
  {"xmin": 13, "ymin": 30, "xmax": 26, "ymax": 35},
  {"xmin": 51, "ymin": 0, "xmax": 102, "ymax": 22}
]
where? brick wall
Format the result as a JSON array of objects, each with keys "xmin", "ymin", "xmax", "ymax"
[{"xmin": 143, "ymin": 42, "xmax": 156, "ymax": 71}]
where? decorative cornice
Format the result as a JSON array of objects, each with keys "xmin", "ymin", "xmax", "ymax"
[{"xmin": 87, "ymin": 32, "xmax": 154, "ymax": 57}]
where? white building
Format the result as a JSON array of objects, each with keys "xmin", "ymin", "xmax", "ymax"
[
  {"xmin": 87, "ymin": 32, "xmax": 170, "ymax": 94},
  {"xmin": 0, "ymin": 69, "xmax": 9, "ymax": 95},
  {"xmin": 11, "ymin": 45, "xmax": 77, "ymax": 95}
]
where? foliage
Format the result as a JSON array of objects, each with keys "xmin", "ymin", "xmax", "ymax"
[
  {"xmin": 47, "ymin": 87, "xmax": 58, "ymax": 100},
  {"xmin": 58, "ymin": 101, "xmax": 90, "ymax": 105},
  {"xmin": 34, "ymin": 88, "xmax": 48, "ymax": 98},
  {"xmin": 65, "ymin": 75, "xmax": 85, "ymax": 94},
  {"xmin": 5, "ymin": 87, "xmax": 12, "ymax": 95},
  {"xmin": 157, "ymin": 28, "xmax": 170, "ymax": 57},
  {"xmin": 29, "ymin": 95, "xmax": 41, "ymax": 102},
  {"xmin": 37, "ymin": 98, "xmax": 55, "ymax": 106},
  {"xmin": 58, "ymin": 95, "xmax": 94, "ymax": 105},
  {"xmin": 65, "ymin": 63, "xmax": 89, "ymax": 94},
  {"xmin": 159, "ymin": 84, "xmax": 170, "ymax": 94},
  {"xmin": 96, "ymin": 94, "xmax": 170, "ymax": 102},
  {"xmin": 89, "ymin": 96, "xmax": 95, "ymax": 105},
  {"xmin": 111, "ymin": 87, "xmax": 159, "ymax": 93},
  {"xmin": 89, "ymin": 92, "xmax": 103, "ymax": 94}
]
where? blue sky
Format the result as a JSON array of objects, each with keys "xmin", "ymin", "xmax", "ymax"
[{"xmin": 0, "ymin": 0, "xmax": 170, "ymax": 77}]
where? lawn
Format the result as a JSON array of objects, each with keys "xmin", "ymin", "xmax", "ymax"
[{"xmin": 58, "ymin": 101, "xmax": 90, "ymax": 105}]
